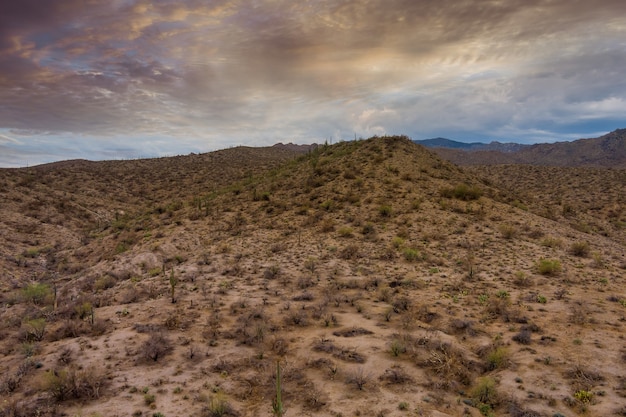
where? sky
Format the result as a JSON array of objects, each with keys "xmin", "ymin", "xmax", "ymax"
[{"xmin": 1, "ymin": 0, "xmax": 625, "ymax": 167}]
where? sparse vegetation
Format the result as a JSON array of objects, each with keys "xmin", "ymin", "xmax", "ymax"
[
  {"xmin": 537, "ymin": 258, "xmax": 562, "ymax": 275},
  {"xmin": 0, "ymin": 136, "xmax": 623, "ymax": 417}
]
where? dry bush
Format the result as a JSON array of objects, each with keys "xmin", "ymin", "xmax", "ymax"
[
  {"xmin": 512, "ymin": 329, "xmax": 532, "ymax": 345},
  {"xmin": 569, "ymin": 241, "xmax": 590, "ymax": 257},
  {"xmin": 338, "ymin": 244, "xmax": 361, "ymax": 260},
  {"xmin": 512, "ymin": 271, "xmax": 533, "ymax": 288},
  {"xmin": 302, "ymin": 384, "xmax": 328, "ymax": 411},
  {"xmin": 0, "ymin": 399, "xmax": 57, "ymax": 417},
  {"xmin": 448, "ymin": 319, "xmax": 477, "ymax": 336},
  {"xmin": 312, "ymin": 339, "xmax": 366, "ymax": 363},
  {"xmin": 345, "ymin": 367, "xmax": 371, "ymax": 390},
  {"xmin": 332, "ymin": 327, "xmax": 373, "ymax": 337},
  {"xmin": 498, "ymin": 224, "xmax": 518, "ymax": 239},
  {"xmin": 379, "ymin": 366, "xmax": 414, "ymax": 385},
  {"xmin": 0, "ymin": 359, "xmax": 36, "ymax": 395},
  {"xmin": 507, "ymin": 401, "xmax": 542, "ymax": 417},
  {"xmin": 42, "ymin": 365, "xmax": 107, "ymax": 402},
  {"xmin": 200, "ymin": 394, "xmax": 239, "ymax": 417},
  {"xmin": 569, "ymin": 302, "xmax": 591, "ymax": 325},
  {"xmin": 564, "ymin": 364, "xmax": 605, "ymax": 392},
  {"xmin": 141, "ymin": 332, "xmax": 173, "ymax": 362},
  {"xmin": 48, "ymin": 319, "xmax": 89, "ymax": 341}
]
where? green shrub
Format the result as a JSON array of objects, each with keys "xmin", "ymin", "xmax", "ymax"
[
  {"xmin": 574, "ymin": 390, "xmax": 593, "ymax": 403},
  {"xmin": 471, "ymin": 376, "xmax": 498, "ymax": 407},
  {"xmin": 338, "ymin": 227, "xmax": 354, "ymax": 238},
  {"xmin": 485, "ymin": 347, "xmax": 509, "ymax": 370},
  {"xmin": 402, "ymin": 248, "xmax": 420, "ymax": 262},
  {"xmin": 536, "ymin": 259, "xmax": 562, "ymax": 275},
  {"xmin": 23, "ymin": 318, "xmax": 46, "ymax": 341},
  {"xmin": 379, "ymin": 205, "xmax": 393, "ymax": 217},
  {"xmin": 22, "ymin": 282, "xmax": 51, "ymax": 305}
]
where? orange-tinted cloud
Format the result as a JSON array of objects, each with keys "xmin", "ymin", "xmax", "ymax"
[{"xmin": 0, "ymin": 0, "xmax": 625, "ymax": 166}]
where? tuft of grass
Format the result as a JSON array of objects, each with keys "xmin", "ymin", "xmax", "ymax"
[
  {"xmin": 569, "ymin": 241, "xmax": 590, "ymax": 257},
  {"xmin": 536, "ymin": 259, "xmax": 562, "ymax": 275}
]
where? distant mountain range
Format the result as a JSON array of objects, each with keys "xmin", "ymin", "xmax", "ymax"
[
  {"xmin": 415, "ymin": 137, "xmax": 529, "ymax": 153},
  {"xmin": 414, "ymin": 129, "xmax": 626, "ymax": 168}
]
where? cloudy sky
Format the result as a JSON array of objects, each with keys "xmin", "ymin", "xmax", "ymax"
[{"xmin": 1, "ymin": 0, "xmax": 625, "ymax": 167}]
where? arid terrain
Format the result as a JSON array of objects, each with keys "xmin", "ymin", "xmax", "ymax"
[
  {"xmin": 424, "ymin": 129, "xmax": 626, "ymax": 168},
  {"xmin": 1, "ymin": 136, "xmax": 625, "ymax": 417}
]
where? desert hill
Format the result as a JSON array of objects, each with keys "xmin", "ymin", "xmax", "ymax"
[
  {"xmin": 1, "ymin": 136, "xmax": 625, "ymax": 417},
  {"xmin": 423, "ymin": 129, "xmax": 626, "ymax": 168}
]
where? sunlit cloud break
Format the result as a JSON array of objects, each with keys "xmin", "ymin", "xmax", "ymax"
[{"xmin": 0, "ymin": 0, "xmax": 625, "ymax": 167}]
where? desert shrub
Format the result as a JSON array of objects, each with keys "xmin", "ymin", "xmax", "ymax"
[
  {"xmin": 569, "ymin": 302, "xmax": 591, "ymax": 325},
  {"xmin": 338, "ymin": 226, "xmax": 354, "ymax": 238},
  {"xmin": 402, "ymin": 248, "xmax": 420, "ymax": 262},
  {"xmin": 569, "ymin": 241, "xmax": 590, "ymax": 257},
  {"xmin": 471, "ymin": 376, "xmax": 498, "ymax": 409},
  {"xmin": 574, "ymin": 390, "xmax": 594, "ymax": 404},
  {"xmin": 319, "ymin": 218, "xmax": 335, "ymax": 232},
  {"xmin": 21, "ymin": 318, "xmax": 46, "ymax": 342},
  {"xmin": 512, "ymin": 329, "xmax": 532, "ymax": 345},
  {"xmin": 42, "ymin": 366, "xmax": 107, "ymax": 402},
  {"xmin": 263, "ymin": 265, "xmax": 280, "ymax": 280},
  {"xmin": 541, "ymin": 236, "xmax": 563, "ymax": 248},
  {"xmin": 338, "ymin": 244, "xmax": 360, "ymax": 260},
  {"xmin": 420, "ymin": 340, "xmax": 475, "ymax": 387},
  {"xmin": 201, "ymin": 394, "xmax": 238, "ymax": 417},
  {"xmin": 498, "ymin": 224, "xmax": 518, "ymax": 239},
  {"xmin": 389, "ymin": 339, "xmax": 407, "ymax": 357},
  {"xmin": 484, "ymin": 347, "xmax": 509, "ymax": 370},
  {"xmin": 536, "ymin": 259, "xmax": 562, "ymax": 275},
  {"xmin": 22, "ymin": 282, "xmax": 51, "ymax": 305},
  {"xmin": 93, "ymin": 275, "xmax": 117, "ymax": 292},
  {"xmin": 512, "ymin": 271, "xmax": 532, "ymax": 288},
  {"xmin": 312, "ymin": 339, "xmax": 365, "ymax": 363},
  {"xmin": 508, "ymin": 401, "xmax": 541, "ymax": 417},
  {"xmin": 142, "ymin": 332, "xmax": 173, "ymax": 362},
  {"xmin": 0, "ymin": 359, "xmax": 36, "ymax": 395},
  {"xmin": 143, "ymin": 393, "xmax": 156, "ymax": 405},
  {"xmin": 565, "ymin": 364, "xmax": 604, "ymax": 392},
  {"xmin": 346, "ymin": 367, "xmax": 371, "ymax": 390},
  {"xmin": 361, "ymin": 223, "xmax": 375, "ymax": 236},
  {"xmin": 391, "ymin": 296, "xmax": 412, "ymax": 313},
  {"xmin": 333, "ymin": 327, "xmax": 373, "ymax": 337},
  {"xmin": 440, "ymin": 183, "xmax": 483, "ymax": 201},
  {"xmin": 379, "ymin": 366, "xmax": 414, "ymax": 385},
  {"xmin": 449, "ymin": 319, "xmax": 476, "ymax": 336},
  {"xmin": 51, "ymin": 319, "xmax": 90, "ymax": 340},
  {"xmin": 378, "ymin": 204, "xmax": 393, "ymax": 217},
  {"xmin": 75, "ymin": 301, "xmax": 94, "ymax": 320}
]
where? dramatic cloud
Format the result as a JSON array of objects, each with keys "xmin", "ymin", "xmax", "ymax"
[{"xmin": 1, "ymin": 0, "xmax": 625, "ymax": 166}]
